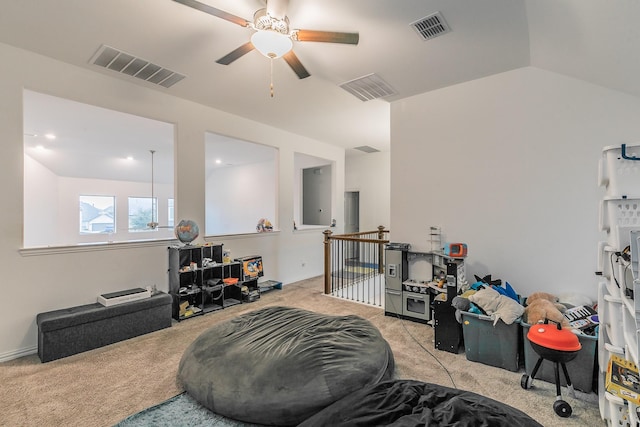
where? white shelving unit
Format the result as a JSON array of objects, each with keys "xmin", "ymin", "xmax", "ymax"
[{"xmin": 598, "ymin": 143, "xmax": 640, "ymax": 426}]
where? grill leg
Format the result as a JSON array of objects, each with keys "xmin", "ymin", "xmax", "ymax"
[
  {"xmin": 554, "ymin": 362, "xmax": 562, "ymax": 398},
  {"xmin": 560, "ymin": 362, "xmax": 576, "ymax": 398},
  {"xmin": 531, "ymin": 356, "xmax": 545, "ymax": 380}
]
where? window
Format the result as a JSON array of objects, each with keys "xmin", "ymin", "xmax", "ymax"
[
  {"xmin": 128, "ymin": 197, "xmax": 156, "ymax": 232},
  {"xmin": 79, "ymin": 195, "xmax": 115, "ymax": 234},
  {"xmin": 205, "ymin": 132, "xmax": 278, "ymax": 236},
  {"xmin": 23, "ymin": 90, "xmax": 175, "ymax": 247},
  {"xmin": 168, "ymin": 198, "xmax": 175, "ymax": 228}
]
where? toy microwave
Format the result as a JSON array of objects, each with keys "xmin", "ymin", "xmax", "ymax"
[{"xmin": 444, "ymin": 243, "xmax": 467, "ymax": 258}]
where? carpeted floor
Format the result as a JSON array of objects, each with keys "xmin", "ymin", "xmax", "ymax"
[{"xmin": 0, "ymin": 276, "xmax": 603, "ymax": 426}]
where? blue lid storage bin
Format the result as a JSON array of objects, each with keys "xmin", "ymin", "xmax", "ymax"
[
  {"xmin": 461, "ymin": 311, "xmax": 522, "ymax": 372},
  {"xmin": 522, "ymin": 322, "xmax": 597, "ymax": 393}
]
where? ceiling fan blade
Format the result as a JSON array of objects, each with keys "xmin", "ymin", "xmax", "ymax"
[
  {"xmin": 294, "ymin": 30, "xmax": 359, "ymax": 45},
  {"xmin": 173, "ymin": 0, "xmax": 249, "ymax": 27},
  {"xmin": 282, "ymin": 51, "xmax": 310, "ymax": 79},
  {"xmin": 216, "ymin": 42, "xmax": 255, "ymax": 65}
]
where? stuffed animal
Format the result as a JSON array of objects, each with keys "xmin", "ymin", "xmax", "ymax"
[
  {"xmin": 523, "ymin": 292, "xmax": 570, "ymax": 328},
  {"xmin": 256, "ymin": 218, "xmax": 273, "ymax": 233}
]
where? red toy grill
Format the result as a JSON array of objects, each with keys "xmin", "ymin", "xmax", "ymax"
[{"xmin": 520, "ymin": 319, "xmax": 582, "ymax": 418}]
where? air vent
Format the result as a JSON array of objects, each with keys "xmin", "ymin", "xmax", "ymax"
[
  {"xmin": 411, "ymin": 12, "xmax": 450, "ymax": 41},
  {"xmin": 89, "ymin": 45, "xmax": 186, "ymax": 88},
  {"xmin": 353, "ymin": 146, "xmax": 380, "ymax": 154},
  {"xmin": 340, "ymin": 73, "xmax": 396, "ymax": 102}
]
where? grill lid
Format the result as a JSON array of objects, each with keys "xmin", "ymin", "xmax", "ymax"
[{"xmin": 527, "ymin": 323, "xmax": 581, "ymax": 352}]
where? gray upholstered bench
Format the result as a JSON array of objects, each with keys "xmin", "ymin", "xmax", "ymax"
[{"xmin": 37, "ymin": 292, "xmax": 172, "ymax": 362}]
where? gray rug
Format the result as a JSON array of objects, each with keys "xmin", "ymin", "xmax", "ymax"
[{"xmin": 114, "ymin": 392, "xmax": 264, "ymax": 427}]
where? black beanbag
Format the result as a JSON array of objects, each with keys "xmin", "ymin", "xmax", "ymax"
[
  {"xmin": 299, "ymin": 379, "xmax": 543, "ymax": 427},
  {"xmin": 178, "ymin": 306, "xmax": 394, "ymax": 426}
]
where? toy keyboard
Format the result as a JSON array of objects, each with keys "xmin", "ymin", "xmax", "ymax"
[{"xmin": 564, "ymin": 305, "xmax": 598, "ymax": 330}]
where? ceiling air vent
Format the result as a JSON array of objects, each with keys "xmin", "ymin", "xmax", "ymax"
[
  {"xmin": 353, "ymin": 146, "xmax": 380, "ymax": 154},
  {"xmin": 89, "ymin": 45, "xmax": 186, "ymax": 88},
  {"xmin": 411, "ymin": 12, "xmax": 450, "ymax": 41},
  {"xmin": 340, "ymin": 73, "xmax": 396, "ymax": 102}
]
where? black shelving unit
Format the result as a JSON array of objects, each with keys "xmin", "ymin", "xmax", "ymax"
[{"xmin": 168, "ymin": 244, "xmax": 244, "ymax": 321}]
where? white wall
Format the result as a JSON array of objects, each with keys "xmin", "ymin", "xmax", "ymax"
[
  {"xmin": 293, "ymin": 153, "xmax": 336, "ymax": 229},
  {"xmin": 24, "ymin": 154, "xmax": 59, "ymax": 245},
  {"xmin": 205, "ymin": 161, "xmax": 276, "ymax": 235},
  {"xmin": 0, "ymin": 42, "xmax": 344, "ymax": 361},
  {"xmin": 391, "ymin": 66, "xmax": 640, "ymax": 301},
  {"xmin": 345, "ymin": 151, "xmax": 390, "ymax": 231}
]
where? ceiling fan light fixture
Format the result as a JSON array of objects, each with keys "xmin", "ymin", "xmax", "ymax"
[
  {"xmin": 253, "ymin": 8, "xmax": 289, "ymax": 34},
  {"xmin": 251, "ymin": 30, "xmax": 293, "ymax": 59}
]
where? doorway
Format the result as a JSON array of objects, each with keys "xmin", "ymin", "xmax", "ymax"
[
  {"xmin": 344, "ymin": 191, "xmax": 360, "ymax": 262},
  {"xmin": 344, "ymin": 191, "xmax": 359, "ymax": 234}
]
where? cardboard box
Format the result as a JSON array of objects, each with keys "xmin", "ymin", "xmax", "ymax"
[{"xmin": 606, "ymin": 354, "xmax": 640, "ymax": 405}]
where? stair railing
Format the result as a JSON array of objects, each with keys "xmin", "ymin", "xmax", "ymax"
[{"xmin": 323, "ymin": 226, "xmax": 389, "ymax": 306}]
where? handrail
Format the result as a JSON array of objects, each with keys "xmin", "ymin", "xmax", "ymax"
[
  {"xmin": 323, "ymin": 225, "xmax": 389, "ymax": 295},
  {"xmin": 329, "ymin": 236, "xmax": 389, "ymax": 244}
]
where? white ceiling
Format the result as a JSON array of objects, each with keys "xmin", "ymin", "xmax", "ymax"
[
  {"xmin": 6, "ymin": 0, "xmax": 640, "ymax": 175},
  {"xmin": 23, "ymin": 90, "xmax": 176, "ymax": 184}
]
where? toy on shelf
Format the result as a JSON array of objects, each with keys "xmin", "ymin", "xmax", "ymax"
[{"xmin": 256, "ymin": 218, "xmax": 273, "ymax": 232}]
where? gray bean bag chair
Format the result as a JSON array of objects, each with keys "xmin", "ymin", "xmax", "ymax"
[{"xmin": 177, "ymin": 306, "xmax": 394, "ymax": 426}]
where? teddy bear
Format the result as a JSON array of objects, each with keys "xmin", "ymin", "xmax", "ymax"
[{"xmin": 523, "ymin": 292, "xmax": 571, "ymax": 329}]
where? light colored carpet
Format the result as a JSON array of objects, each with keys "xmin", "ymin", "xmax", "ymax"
[{"xmin": 0, "ymin": 276, "xmax": 603, "ymax": 426}]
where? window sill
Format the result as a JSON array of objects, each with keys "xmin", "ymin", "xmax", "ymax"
[
  {"xmin": 294, "ymin": 225, "xmax": 334, "ymax": 233},
  {"xmin": 19, "ymin": 238, "xmax": 178, "ymax": 257},
  {"xmin": 204, "ymin": 230, "xmax": 281, "ymax": 242}
]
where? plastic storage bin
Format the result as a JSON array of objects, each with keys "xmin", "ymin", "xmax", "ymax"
[
  {"xmin": 605, "ymin": 390, "xmax": 631, "ymax": 426},
  {"xmin": 522, "ymin": 322, "xmax": 597, "ymax": 393},
  {"xmin": 631, "ymin": 230, "xmax": 640, "ymax": 280},
  {"xmin": 622, "ymin": 303, "xmax": 640, "ymax": 366},
  {"xmin": 600, "ymin": 144, "xmax": 640, "ymax": 197},
  {"xmin": 604, "ymin": 294, "xmax": 624, "ymax": 348},
  {"xmin": 598, "ymin": 242, "xmax": 623, "ymax": 298},
  {"xmin": 461, "ymin": 311, "xmax": 521, "ymax": 372},
  {"xmin": 600, "ymin": 196, "xmax": 640, "ymax": 250},
  {"xmin": 598, "ymin": 282, "xmax": 625, "ymax": 375}
]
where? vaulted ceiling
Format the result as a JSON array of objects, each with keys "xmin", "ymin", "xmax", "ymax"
[{"xmin": 4, "ymin": 0, "xmax": 640, "ymax": 157}]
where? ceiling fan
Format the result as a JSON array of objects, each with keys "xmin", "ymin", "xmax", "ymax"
[
  {"xmin": 173, "ymin": 0, "xmax": 359, "ymax": 80},
  {"xmin": 146, "ymin": 149, "xmax": 172, "ymax": 231}
]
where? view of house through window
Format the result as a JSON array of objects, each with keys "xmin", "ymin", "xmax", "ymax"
[
  {"xmin": 23, "ymin": 90, "xmax": 175, "ymax": 247},
  {"xmin": 79, "ymin": 195, "xmax": 115, "ymax": 234}
]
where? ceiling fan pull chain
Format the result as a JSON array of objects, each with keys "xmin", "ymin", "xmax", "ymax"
[{"xmin": 270, "ymin": 56, "xmax": 275, "ymax": 98}]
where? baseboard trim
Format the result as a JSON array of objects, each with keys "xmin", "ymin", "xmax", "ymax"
[{"xmin": 0, "ymin": 346, "xmax": 37, "ymax": 363}]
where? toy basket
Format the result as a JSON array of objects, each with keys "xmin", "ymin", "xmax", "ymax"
[{"xmin": 600, "ymin": 144, "xmax": 640, "ymax": 197}]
